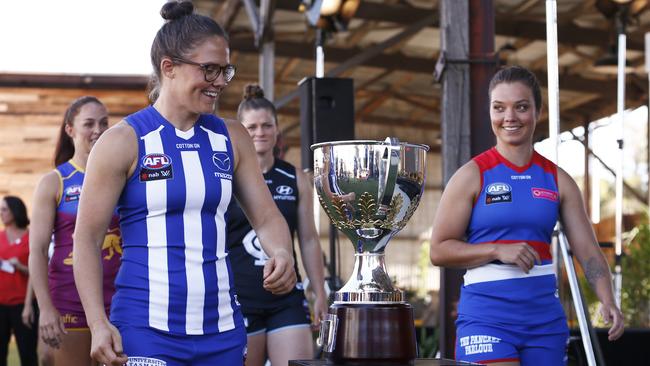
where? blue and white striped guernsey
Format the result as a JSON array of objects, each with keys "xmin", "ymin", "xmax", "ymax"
[{"xmin": 111, "ymin": 106, "xmax": 243, "ymax": 336}]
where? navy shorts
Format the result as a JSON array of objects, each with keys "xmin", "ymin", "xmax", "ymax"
[
  {"xmin": 242, "ymin": 292, "xmax": 311, "ymax": 335},
  {"xmin": 455, "ymin": 316, "xmax": 569, "ymax": 365},
  {"xmin": 115, "ymin": 322, "xmax": 247, "ymax": 366}
]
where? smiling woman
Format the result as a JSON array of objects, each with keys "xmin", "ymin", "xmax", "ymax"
[
  {"xmin": 429, "ymin": 66, "xmax": 624, "ymax": 366},
  {"xmin": 227, "ymin": 84, "xmax": 327, "ymax": 366},
  {"xmin": 71, "ymin": 2, "xmax": 297, "ymax": 366}
]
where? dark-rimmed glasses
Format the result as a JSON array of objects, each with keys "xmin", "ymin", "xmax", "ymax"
[{"xmin": 171, "ymin": 57, "xmax": 236, "ymax": 83}]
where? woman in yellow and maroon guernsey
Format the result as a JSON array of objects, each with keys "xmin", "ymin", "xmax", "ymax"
[{"xmin": 29, "ymin": 96, "xmax": 122, "ymax": 365}]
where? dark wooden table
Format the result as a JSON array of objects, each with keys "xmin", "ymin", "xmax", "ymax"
[{"xmin": 289, "ymin": 359, "xmax": 478, "ymax": 366}]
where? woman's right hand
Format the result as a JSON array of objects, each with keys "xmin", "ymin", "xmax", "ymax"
[
  {"xmin": 38, "ymin": 305, "xmax": 66, "ymax": 348},
  {"xmin": 89, "ymin": 319, "xmax": 128, "ymax": 366},
  {"xmin": 493, "ymin": 242, "xmax": 541, "ymax": 273}
]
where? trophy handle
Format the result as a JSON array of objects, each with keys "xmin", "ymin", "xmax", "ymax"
[
  {"xmin": 317, "ymin": 313, "xmax": 338, "ymax": 353},
  {"xmin": 376, "ymin": 137, "xmax": 400, "ymax": 218}
]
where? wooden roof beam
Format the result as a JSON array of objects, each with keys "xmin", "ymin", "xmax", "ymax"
[{"xmin": 271, "ymin": 0, "xmax": 644, "ymax": 50}]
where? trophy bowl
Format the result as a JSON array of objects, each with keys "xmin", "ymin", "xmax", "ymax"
[{"xmin": 312, "ymin": 138, "xmax": 428, "ymax": 364}]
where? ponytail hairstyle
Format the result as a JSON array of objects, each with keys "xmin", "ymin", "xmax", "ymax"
[
  {"xmin": 149, "ymin": 0, "xmax": 229, "ymax": 102},
  {"xmin": 54, "ymin": 96, "xmax": 104, "ymax": 167}
]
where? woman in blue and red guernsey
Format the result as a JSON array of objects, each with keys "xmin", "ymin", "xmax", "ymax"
[{"xmin": 429, "ymin": 66, "xmax": 623, "ymax": 366}]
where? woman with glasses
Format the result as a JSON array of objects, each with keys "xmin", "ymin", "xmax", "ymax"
[
  {"xmin": 227, "ymin": 85, "xmax": 328, "ymax": 366},
  {"xmin": 29, "ymin": 96, "xmax": 120, "ymax": 366},
  {"xmin": 72, "ymin": 2, "xmax": 296, "ymax": 366}
]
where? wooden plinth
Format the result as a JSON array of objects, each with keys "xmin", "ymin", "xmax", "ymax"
[
  {"xmin": 289, "ymin": 359, "xmax": 479, "ymax": 365},
  {"xmin": 325, "ymin": 303, "xmax": 417, "ymax": 365}
]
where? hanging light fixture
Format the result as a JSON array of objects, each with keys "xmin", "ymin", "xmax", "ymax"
[
  {"xmin": 299, "ymin": 0, "xmax": 360, "ymax": 32},
  {"xmin": 592, "ymin": 0, "xmax": 646, "ymax": 74},
  {"xmin": 594, "ymin": 44, "xmax": 633, "ymax": 74}
]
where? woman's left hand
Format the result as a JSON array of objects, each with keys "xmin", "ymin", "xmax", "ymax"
[
  {"xmin": 600, "ymin": 302, "xmax": 624, "ymax": 341},
  {"xmin": 262, "ymin": 251, "xmax": 297, "ymax": 295},
  {"xmin": 311, "ymin": 294, "xmax": 329, "ymax": 330},
  {"xmin": 21, "ymin": 304, "xmax": 34, "ymax": 328}
]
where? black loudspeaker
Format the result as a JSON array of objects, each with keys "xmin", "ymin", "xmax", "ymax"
[{"xmin": 299, "ymin": 77, "xmax": 355, "ymax": 170}]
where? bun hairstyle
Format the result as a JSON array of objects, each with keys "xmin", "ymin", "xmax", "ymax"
[
  {"xmin": 160, "ymin": 0, "xmax": 194, "ymax": 21},
  {"xmin": 148, "ymin": 0, "xmax": 228, "ymax": 102},
  {"xmin": 243, "ymin": 84, "xmax": 265, "ymax": 100},
  {"xmin": 237, "ymin": 84, "xmax": 278, "ymax": 125}
]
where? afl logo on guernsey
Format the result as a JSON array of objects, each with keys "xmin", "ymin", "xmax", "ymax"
[
  {"xmin": 64, "ymin": 184, "xmax": 82, "ymax": 202},
  {"xmin": 142, "ymin": 154, "xmax": 171, "ymax": 169},
  {"xmin": 485, "ymin": 182, "xmax": 512, "ymax": 204},
  {"xmin": 139, "ymin": 153, "xmax": 174, "ymax": 182}
]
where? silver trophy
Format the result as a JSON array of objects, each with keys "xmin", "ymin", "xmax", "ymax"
[{"xmin": 313, "ymin": 137, "xmax": 428, "ymax": 364}]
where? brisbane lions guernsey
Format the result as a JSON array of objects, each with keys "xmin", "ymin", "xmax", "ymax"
[
  {"xmin": 50, "ymin": 161, "xmax": 121, "ymax": 321},
  {"xmin": 226, "ymin": 159, "xmax": 303, "ymax": 307},
  {"xmin": 459, "ymin": 147, "xmax": 565, "ymax": 326},
  {"xmin": 113, "ymin": 106, "xmax": 243, "ymax": 335}
]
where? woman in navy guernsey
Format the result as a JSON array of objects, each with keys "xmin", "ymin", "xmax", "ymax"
[
  {"xmin": 72, "ymin": 2, "xmax": 296, "ymax": 366},
  {"xmin": 430, "ymin": 66, "xmax": 624, "ymax": 365},
  {"xmin": 29, "ymin": 96, "xmax": 121, "ymax": 365},
  {"xmin": 227, "ymin": 85, "xmax": 328, "ymax": 366}
]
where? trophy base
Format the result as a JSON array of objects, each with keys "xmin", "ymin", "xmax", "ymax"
[{"xmin": 325, "ymin": 303, "xmax": 417, "ymax": 365}]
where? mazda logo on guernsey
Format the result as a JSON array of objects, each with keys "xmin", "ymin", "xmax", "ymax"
[
  {"xmin": 212, "ymin": 152, "xmax": 231, "ymax": 171},
  {"xmin": 276, "ymin": 185, "xmax": 293, "ymax": 195},
  {"xmin": 142, "ymin": 153, "xmax": 171, "ymax": 170}
]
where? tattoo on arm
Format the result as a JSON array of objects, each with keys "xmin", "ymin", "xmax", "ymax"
[{"xmin": 584, "ymin": 257, "xmax": 609, "ymax": 288}]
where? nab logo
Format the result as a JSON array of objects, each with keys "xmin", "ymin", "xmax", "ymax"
[
  {"xmin": 142, "ymin": 154, "xmax": 171, "ymax": 170},
  {"xmin": 212, "ymin": 152, "xmax": 231, "ymax": 171},
  {"xmin": 486, "ymin": 183, "xmax": 511, "ymax": 194},
  {"xmin": 276, "ymin": 185, "xmax": 293, "ymax": 196}
]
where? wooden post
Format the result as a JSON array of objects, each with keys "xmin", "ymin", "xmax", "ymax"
[
  {"xmin": 439, "ymin": 0, "xmax": 470, "ymax": 359},
  {"xmin": 439, "ymin": 0, "xmax": 495, "ymax": 358}
]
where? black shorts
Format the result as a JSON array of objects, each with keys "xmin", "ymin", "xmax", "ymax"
[{"xmin": 241, "ymin": 292, "xmax": 311, "ymax": 335}]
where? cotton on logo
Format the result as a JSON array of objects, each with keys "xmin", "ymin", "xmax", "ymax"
[
  {"xmin": 142, "ymin": 154, "xmax": 171, "ymax": 170},
  {"xmin": 276, "ymin": 185, "xmax": 293, "ymax": 195},
  {"xmin": 486, "ymin": 182, "xmax": 511, "ymax": 195}
]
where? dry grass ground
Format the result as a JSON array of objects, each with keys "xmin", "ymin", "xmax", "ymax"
[{"xmin": 7, "ymin": 337, "xmax": 20, "ymax": 366}]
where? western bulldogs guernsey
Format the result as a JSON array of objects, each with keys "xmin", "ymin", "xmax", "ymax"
[
  {"xmin": 50, "ymin": 161, "xmax": 122, "ymax": 328},
  {"xmin": 459, "ymin": 147, "xmax": 566, "ymax": 327},
  {"xmin": 112, "ymin": 106, "xmax": 243, "ymax": 336},
  {"xmin": 226, "ymin": 159, "xmax": 303, "ymax": 307}
]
